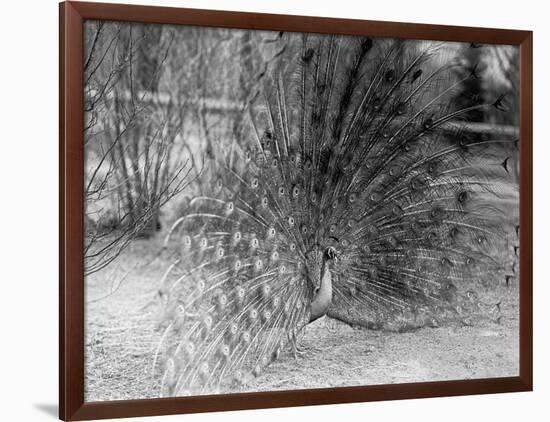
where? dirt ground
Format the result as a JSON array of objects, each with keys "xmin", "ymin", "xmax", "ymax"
[{"xmin": 84, "ymin": 237, "xmax": 519, "ymax": 402}]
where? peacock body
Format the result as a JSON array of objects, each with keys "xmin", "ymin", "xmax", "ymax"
[{"xmin": 155, "ymin": 33, "xmax": 517, "ymax": 397}]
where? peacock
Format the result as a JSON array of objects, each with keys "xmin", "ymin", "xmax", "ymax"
[{"xmin": 154, "ymin": 33, "xmax": 518, "ymax": 397}]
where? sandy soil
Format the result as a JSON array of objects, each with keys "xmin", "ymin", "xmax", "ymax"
[{"xmin": 84, "ymin": 238, "xmax": 519, "ymax": 402}]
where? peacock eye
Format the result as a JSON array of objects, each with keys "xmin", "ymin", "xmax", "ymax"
[{"xmin": 325, "ymin": 246, "xmax": 337, "ymax": 260}]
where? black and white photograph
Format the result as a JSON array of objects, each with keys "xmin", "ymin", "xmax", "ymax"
[{"xmin": 83, "ymin": 20, "xmax": 520, "ymax": 402}]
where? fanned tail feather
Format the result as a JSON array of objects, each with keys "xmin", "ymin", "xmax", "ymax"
[{"xmin": 156, "ymin": 33, "xmax": 518, "ymax": 395}]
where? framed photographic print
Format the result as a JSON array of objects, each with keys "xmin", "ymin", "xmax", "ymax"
[{"xmin": 59, "ymin": 1, "xmax": 533, "ymax": 420}]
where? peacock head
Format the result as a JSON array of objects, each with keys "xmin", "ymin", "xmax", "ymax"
[{"xmin": 304, "ymin": 244, "xmax": 338, "ymax": 294}]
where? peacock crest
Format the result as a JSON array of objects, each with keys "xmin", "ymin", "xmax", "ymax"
[{"xmin": 154, "ymin": 33, "xmax": 517, "ymax": 397}]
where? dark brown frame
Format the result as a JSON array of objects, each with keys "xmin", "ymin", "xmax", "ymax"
[{"xmin": 59, "ymin": 1, "xmax": 533, "ymax": 420}]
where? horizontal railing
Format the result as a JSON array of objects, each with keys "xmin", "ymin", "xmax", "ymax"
[{"xmin": 88, "ymin": 89, "xmax": 520, "ymax": 138}]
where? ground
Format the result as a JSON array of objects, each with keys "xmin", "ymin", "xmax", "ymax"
[{"xmin": 84, "ymin": 237, "xmax": 519, "ymax": 402}]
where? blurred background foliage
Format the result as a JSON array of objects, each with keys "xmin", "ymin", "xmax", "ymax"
[{"xmin": 83, "ymin": 21, "xmax": 519, "ymax": 276}]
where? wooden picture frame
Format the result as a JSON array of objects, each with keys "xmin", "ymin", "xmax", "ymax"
[{"xmin": 59, "ymin": 1, "xmax": 533, "ymax": 420}]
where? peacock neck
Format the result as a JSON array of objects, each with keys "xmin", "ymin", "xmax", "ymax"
[{"xmin": 309, "ymin": 266, "xmax": 332, "ymax": 322}]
